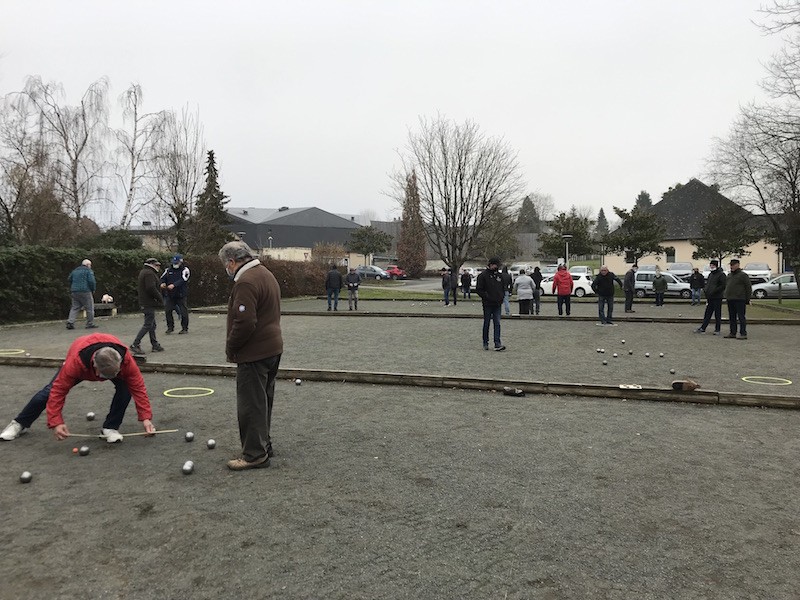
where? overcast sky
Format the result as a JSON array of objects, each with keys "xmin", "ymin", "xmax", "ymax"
[{"xmin": 0, "ymin": 0, "xmax": 786, "ymax": 225}]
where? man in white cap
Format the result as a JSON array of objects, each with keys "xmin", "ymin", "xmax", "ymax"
[{"xmin": 131, "ymin": 258, "xmax": 165, "ymax": 354}]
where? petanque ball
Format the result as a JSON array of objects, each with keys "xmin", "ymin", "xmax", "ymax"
[
  {"xmin": 602, "ymin": 360, "xmax": 608, "ymax": 365},
  {"xmin": 645, "ymin": 353, "xmax": 650, "ymax": 358},
  {"xmin": 185, "ymin": 432, "xmax": 194, "ymax": 442},
  {"xmin": 182, "ymin": 461, "xmax": 194, "ymax": 475},
  {"xmin": 613, "ymin": 353, "xmax": 618, "ymax": 358},
  {"xmin": 79, "ymin": 446, "xmax": 90, "ymax": 456},
  {"xmin": 670, "ymin": 369, "xmax": 676, "ymax": 375},
  {"xmin": 659, "ymin": 353, "xmax": 665, "ymax": 358},
  {"xmin": 19, "ymin": 471, "xmax": 32, "ymax": 484},
  {"xmin": 86, "ymin": 412, "xmax": 95, "ymax": 421},
  {"xmin": 207, "ymin": 439, "xmax": 216, "ymax": 449},
  {"xmin": 628, "ymin": 350, "xmax": 634, "ymax": 355},
  {"xmin": 295, "ymin": 378, "xmax": 302, "ymax": 385},
  {"xmin": 621, "ymin": 340, "xmax": 626, "ymax": 344}
]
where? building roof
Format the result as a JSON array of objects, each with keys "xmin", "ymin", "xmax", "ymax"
[
  {"xmin": 651, "ymin": 179, "xmax": 755, "ymax": 240},
  {"xmin": 226, "ymin": 206, "xmax": 362, "ymax": 229}
]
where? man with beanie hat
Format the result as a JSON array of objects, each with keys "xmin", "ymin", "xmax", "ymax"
[
  {"xmin": 724, "ymin": 258, "xmax": 752, "ymax": 339},
  {"xmin": 694, "ymin": 260, "xmax": 727, "ymax": 335},
  {"xmin": 161, "ymin": 254, "xmax": 191, "ymax": 334},
  {"xmin": 476, "ymin": 257, "xmax": 506, "ymax": 351},
  {"xmin": 131, "ymin": 258, "xmax": 164, "ymax": 354}
]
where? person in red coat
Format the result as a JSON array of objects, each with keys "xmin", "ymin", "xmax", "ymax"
[
  {"xmin": 0, "ymin": 333, "xmax": 156, "ymax": 443},
  {"xmin": 552, "ymin": 264, "xmax": 574, "ymax": 316}
]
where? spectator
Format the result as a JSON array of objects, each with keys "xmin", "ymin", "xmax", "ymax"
[
  {"xmin": 531, "ymin": 266, "xmax": 543, "ymax": 316},
  {"xmin": 694, "ymin": 260, "xmax": 727, "ymax": 335},
  {"xmin": 552, "ymin": 264, "xmax": 574, "ymax": 317},
  {"xmin": 460, "ymin": 269, "xmax": 472, "ymax": 299},
  {"xmin": 500, "ymin": 266, "xmax": 513, "ymax": 316},
  {"xmin": 513, "ymin": 269, "xmax": 535, "ymax": 315},
  {"xmin": 345, "ymin": 267, "xmax": 362, "ymax": 311},
  {"xmin": 449, "ymin": 269, "xmax": 459, "ymax": 306},
  {"xmin": 130, "ymin": 258, "xmax": 164, "ymax": 354},
  {"xmin": 160, "ymin": 254, "xmax": 191, "ymax": 334},
  {"xmin": 325, "ymin": 264, "xmax": 344, "ymax": 311},
  {"xmin": 441, "ymin": 268, "xmax": 452, "ymax": 306},
  {"xmin": 688, "ymin": 268, "xmax": 705, "ymax": 306},
  {"xmin": 66, "ymin": 259, "xmax": 98, "ymax": 330},
  {"xmin": 724, "ymin": 258, "xmax": 752, "ymax": 340},
  {"xmin": 591, "ymin": 265, "xmax": 623, "ymax": 325},
  {"xmin": 652, "ymin": 270, "xmax": 668, "ymax": 307},
  {"xmin": 476, "ymin": 257, "xmax": 505, "ymax": 351},
  {"xmin": 623, "ymin": 264, "xmax": 638, "ymax": 313}
]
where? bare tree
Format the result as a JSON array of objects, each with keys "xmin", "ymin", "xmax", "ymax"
[
  {"xmin": 396, "ymin": 116, "xmax": 524, "ymax": 271},
  {"xmin": 21, "ymin": 76, "xmax": 109, "ymax": 225},
  {"xmin": 151, "ymin": 106, "xmax": 205, "ymax": 252},
  {"xmin": 114, "ymin": 84, "xmax": 166, "ymax": 228}
]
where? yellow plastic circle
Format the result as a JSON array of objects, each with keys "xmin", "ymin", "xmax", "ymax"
[
  {"xmin": 163, "ymin": 387, "xmax": 215, "ymax": 398},
  {"xmin": 741, "ymin": 376, "xmax": 792, "ymax": 386}
]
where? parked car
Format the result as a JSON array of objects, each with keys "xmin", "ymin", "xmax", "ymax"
[
  {"xmin": 568, "ymin": 265, "xmax": 594, "ymax": 277},
  {"xmin": 539, "ymin": 273, "xmax": 595, "ymax": 297},
  {"xmin": 743, "ymin": 262, "xmax": 772, "ymax": 282},
  {"xmin": 356, "ymin": 265, "xmax": 391, "ymax": 280},
  {"xmin": 634, "ymin": 271, "xmax": 691, "ymax": 298},
  {"xmin": 508, "ymin": 263, "xmax": 533, "ymax": 278},
  {"xmin": 751, "ymin": 273, "xmax": 799, "ymax": 299},
  {"xmin": 666, "ymin": 262, "xmax": 693, "ymax": 281},
  {"xmin": 384, "ymin": 265, "xmax": 406, "ymax": 279},
  {"xmin": 539, "ymin": 264, "xmax": 559, "ymax": 277}
]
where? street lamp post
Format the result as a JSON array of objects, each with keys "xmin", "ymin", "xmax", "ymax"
[
  {"xmin": 268, "ymin": 236, "xmax": 273, "ymax": 249},
  {"xmin": 562, "ymin": 234, "xmax": 573, "ymax": 268}
]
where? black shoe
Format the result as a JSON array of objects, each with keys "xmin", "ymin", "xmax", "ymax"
[
  {"xmin": 723, "ymin": 334, "xmax": 737, "ymax": 339},
  {"xmin": 165, "ymin": 328, "xmax": 174, "ymax": 335},
  {"xmin": 494, "ymin": 345, "xmax": 506, "ymax": 351},
  {"xmin": 694, "ymin": 328, "xmax": 705, "ymax": 333},
  {"xmin": 85, "ymin": 324, "xmax": 99, "ymax": 329},
  {"xmin": 66, "ymin": 323, "xmax": 75, "ymax": 330},
  {"xmin": 130, "ymin": 344, "xmax": 144, "ymax": 354},
  {"xmin": 267, "ymin": 444, "xmax": 274, "ymax": 458},
  {"xmin": 327, "ymin": 307, "xmax": 332, "ymax": 311},
  {"xmin": 178, "ymin": 329, "xmax": 188, "ymax": 335},
  {"xmin": 152, "ymin": 344, "xmax": 165, "ymax": 352},
  {"xmin": 483, "ymin": 344, "xmax": 489, "ymax": 351}
]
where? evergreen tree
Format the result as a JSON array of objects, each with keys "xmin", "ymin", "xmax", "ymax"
[
  {"xmin": 635, "ymin": 190, "xmax": 653, "ymax": 210},
  {"xmin": 396, "ymin": 171, "xmax": 427, "ymax": 277},
  {"xmin": 516, "ymin": 195, "xmax": 540, "ymax": 232},
  {"xmin": 349, "ymin": 225, "xmax": 393, "ymax": 267},
  {"xmin": 690, "ymin": 206, "xmax": 762, "ymax": 264},
  {"xmin": 538, "ymin": 206, "xmax": 596, "ymax": 258},
  {"xmin": 186, "ymin": 150, "xmax": 232, "ymax": 254},
  {"xmin": 603, "ymin": 206, "xmax": 666, "ymax": 264},
  {"xmin": 595, "ymin": 208, "xmax": 609, "ymax": 236}
]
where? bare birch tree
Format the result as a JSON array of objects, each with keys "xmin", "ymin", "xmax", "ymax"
[
  {"xmin": 396, "ymin": 116, "xmax": 524, "ymax": 271},
  {"xmin": 151, "ymin": 106, "xmax": 205, "ymax": 252},
  {"xmin": 114, "ymin": 84, "xmax": 166, "ymax": 229}
]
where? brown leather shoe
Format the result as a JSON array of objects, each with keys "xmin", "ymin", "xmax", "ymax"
[{"xmin": 226, "ymin": 456, "xmax": 270, "ymax": 471}]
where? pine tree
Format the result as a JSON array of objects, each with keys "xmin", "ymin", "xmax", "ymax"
[
  {"xmin": 595, "ymin": 208, "xmax": 609, "ymax": 236},
  {"xmin": 187, "ymin": 150, "xmax": 232, "ymax": 254},
  {"xmin": 397, "ymin": 171, "xmax": 427, "ymax": 277},
  {"xmin": 516, "ymin": 195, "xmax": 540, "ymax": 232},
  {"xmin": 635, "ymin": 190, "xmax": 653, "ymax": 210}
]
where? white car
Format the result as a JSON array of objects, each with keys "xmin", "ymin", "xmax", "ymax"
[
  {"xmin": 508, "ymin": 263, "xmax": 533, "ymax": 278},
  {"xmin": 751, "ymin": 273, "xmax": 799, "ymax": 299},
  {"xmin": 539, "ymin": 273, "xmax": 595, "ymax": 297},
  {"xmin": 568, "ymin": 265, "xmax": 594, "ymax": 277},
  {"xmin": 743, "ymin": 262, "xmax": 772, "ymax": 283}
]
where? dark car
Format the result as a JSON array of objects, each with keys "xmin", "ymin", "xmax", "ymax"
[{"xmin": 355, "ymin": 265, "xmax": 391, "ymax": 280}]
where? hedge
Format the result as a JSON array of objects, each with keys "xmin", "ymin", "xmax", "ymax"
[{"xmin": 0, "ymin": 247, "xmax": 327, "ymax": 325}]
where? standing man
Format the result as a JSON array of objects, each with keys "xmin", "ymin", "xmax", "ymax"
[
  {"xmin": 325, "ymin": 264, "xmax": 343, "ymax": 311},
  {"xmin": 345, "ymin": 266, "xmax": 362, "ymax": 311},
  {"xmin": 591, "ymin": 265, "xmax": 623, "ymax": 325},
  {"xmin": 66, "ymin": 259, "xmax": 98, "ymax": 330},
  {"xmin": 0, "ymin": 333, "xmax": 156, "ymax": 443},
  {"xmin": 724, "ymin": 258, "xmax": 752, "ymax": 340},
  {"xmin": 476, "ymin": 257, "xmax": 506, "ymax": 351},
  {"xmin": 552, "ymin": 264, "xmax": 574, "ymax": 316},
  {"xmin": 694, "ymin": 260, "xmax": 727, "ymax": 335},
  {"xmin": 652, "ymin": 269, "xmax": 668, "ymax": 307},
  {"xmin": 623, "ymin": 264, "xmax": 638, "ymax": 313},
  {"xmin": 688, "ymin": 267, "xmax": 705, "ymax": 306},
  {"xmin": 500, "ymin": 266, "xmax": 513, "ymax": 316},
  {"xmin": 161, "ymin": 254, "xmax": 191, "ymax": 334},
  {"xmin": 449, "ymin": 269, "xmax": 459, "ymax": 306},
  {"xmin": 219, "ymin": 241, "xmax": 283, "ymax": 471},
  {"xmin": 460, "ymin": 269, "xmax": 472, "ymax": 299},
  {"xmin": 441, "ymin": 268, "xmax": 451, "ymax": 306},
  {"xmin": 130, "ymin": 258, "xmax": 164, "ymax": 354}
]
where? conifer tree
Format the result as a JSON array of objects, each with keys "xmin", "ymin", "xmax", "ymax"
[
  {"xmin": 187, "ymin": 150, "xmax": 232, "ymax": 254},
  {"xmin": 397, "ymin": 171, "xmax": 427, "ymax": 277}
]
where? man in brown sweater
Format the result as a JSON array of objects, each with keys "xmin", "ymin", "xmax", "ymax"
[{"xmin": 218, "ymin": 241, "xmax": 284, "ymax": 471}]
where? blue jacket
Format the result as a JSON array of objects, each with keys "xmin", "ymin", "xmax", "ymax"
[
  {"xmin": 68, "ymin": 265, "xmax": 96, "ymax": 293},
  {"xmin": 160, "ymin": 265, "xmax": 190, "ymax": 299}
]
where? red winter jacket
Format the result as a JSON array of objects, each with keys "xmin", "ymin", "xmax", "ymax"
[
  {"xmin": 552, "ymin": 269, "xmax": 574, "ymax": 296},
  {"xmin": 46, "ymin": 333, "xmax": 152, "ymax": 428}
]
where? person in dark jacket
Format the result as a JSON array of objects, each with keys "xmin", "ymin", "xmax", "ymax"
[
  {"xmin": 66, "ymin": 259, "xmax": 98, "ymax": 329},
  {"xmin": 688, "ymin": 268, "xmax": 705, "ymax": 306},
  {"xmin": 694, "ymin": 260, "xmax": 727, "ymax": 335},
  {"xmin": 623, "ymin": 265, "xmax": 638, "ymax": 313},
  {"xmin": 131, "ymin": 258, "xmax": 164, "ymax": 354},
  {"xmin": 652, "ymin": 270, "xmax": 668, "ymax": 307},
  {"xmin": 460, "ymin": 270, "xmax": 472, "ymax": 299},
  {"xmin": 591, "ymin": 265, "xmax": 623, "ymax": 325},
  {"xmin": 724, "ymin": 258, "xmax": 752, "ymax": 340},
  {"xmin": 476, "ymin": 257, "xmax": 506, "ymax": 351},
  {"xmin": 449, "ymin": 269, "xmax": 459, "ymax": 306},
  {"xmin": 500, "ymin": 266, "xmax": 513, "ymax": 315},
  {"xmin": 160, "ymin": 254, "xmax": 191, "ymax": 334},
  {"xmin": 219, "ymin": 241, "xmax": 283, "ymax": 471},
  {"xmin": 531, "ymin": 266, "xmax": 543, "ymax": 315},
  {"xmin": 325, "ymin": 264, "xmax": 344, "ymax": 311},
  {"xmin": 345, "ymin": 267, "xmax": 362, "ymax": 311}
]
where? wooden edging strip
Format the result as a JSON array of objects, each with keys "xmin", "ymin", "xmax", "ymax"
[{"xmin": 3, "ymin": 356, "xmax": 799, "ymax": 410}]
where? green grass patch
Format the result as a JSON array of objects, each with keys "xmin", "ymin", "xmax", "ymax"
[{"xmin": 356, "ymin": 287, "xmax": 446, "ymax": 300}]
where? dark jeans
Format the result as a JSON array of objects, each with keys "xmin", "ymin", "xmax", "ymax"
[
  {"xmin": 700, "ymin": 298, "xmax": 723, "ymax": 332},
  {"xmin": 236, "ymin": 354, "xmax": 281, "ymax": 462},
  {"xmin": 326, "ymin": 288, "xmax": 340, "ymax": 309},
  {"xmin": 133, "ymin": 307, "xmax": 158, "ymax": 347},
  {"xmin": 727, "ymin": 299, "xmax": 747, "ymax": 336},
  {"xmin": 462, "ymin": 284, "xmax": 471, "ymax": 299},
  {"xmin": 443, "ymin": 287, "xmax": 451, "ymax": 305},
  {"xmin": 165, "ymin": 296, "xmax": 189, "ymax": 331},
  {"xmin": 518, "ymin": 299, "xmax": 532, "ymax": 315},
  {"xmin": 451, "ymin": 288, "xmax": 458, "ymax": 306},
  {"xmin": 624, "ymin": 290, "xmax": 634, "ymax": 311},
  {"xmin": 691, "ymin": 289, "xmax": 702, "ymax": 304},
  {"xmin": 15, "ymin": 368, "xmax": 132, "ymax": 430},
  {"xmin": 482, "ymin": 303, "xmax": 502, "ymax": 348},
  {"xmin": 533, "ymin": 289, "xmax": 541, "ymax": 315},
  {"xmin": 557, "ymin": 294, "xmax": 571, "ymax": 315},
  {"xmin": 598, "ymin": 295, "xmax": 614, "ymax": 324},
  {"xmin": 655, "ymin": 292, "xmax": 665, "ymax": 306}
]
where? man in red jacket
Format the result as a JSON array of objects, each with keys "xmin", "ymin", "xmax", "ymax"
[
  {"xmin": 552, "ymin": 264, "xmax": 574, "ymax": 316},
  {"xmin": 0, "ymin": 333, "xmax": 156, "ymax": 443}
]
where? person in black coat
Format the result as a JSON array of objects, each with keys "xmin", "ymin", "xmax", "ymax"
[
  {"xmin": 531, "ymin": 266, "xmax": 543, "ymax": 315},
  {"xmin": 476, "ymin": 257, "xmax": 506, "ymax": 351},
  {"xmin": 460, "ymin": 270, "xmax": 472, "ymax": 299},
  {"xmin": 590, "ymin": 265, "xmax": 623, "ymax": 325},
  {"xmin": 688, "ymin": 268, "xmax": 705, "ymax": 306},
  {"xmin": 325, "ymin": 265, "xmax": 344, "ymax": 311}
]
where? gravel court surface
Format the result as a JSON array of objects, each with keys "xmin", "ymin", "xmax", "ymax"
[{"xmin": 2, "ymin": 369, "xmax": 800, "ymax": 599}]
